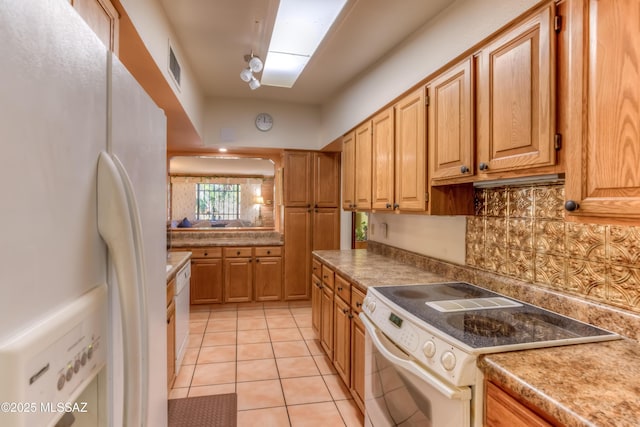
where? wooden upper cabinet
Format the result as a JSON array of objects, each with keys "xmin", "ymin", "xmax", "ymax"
[
  {"xmin": 341, "ymin": 132, "xmax": 356, "ymax": 210},
  {"xmin": 428, "ymin": 57, "xmax": 474, "ymax": 182},
  {"xmin": 71, "ymin": 0, "xmax": 119, "ymax": 53},
  {"xmin": 564, "ymin": 0, "xmax": 640, "ymax": 220},
  {"xmin": 371, "ymin": 107, "xmax": 395, "ymax": 210},
  {"xmin": 313, "ymin": 152, "xmax": 340, "ymax": 208},
  {"xmin": 395, "ymin": 88, "xmax": 427, "ymax": 211},
  {"xmin": 283, "ymin": 151, "xmax": 312, "ymax": 207},
  {"xmin": 476, "ymin": 4, "xmax": 556, "ymax": 174},
  {"xmin": 283, "ymin": 151, "xmax": 339, "ymax": 208},
  {"xmin": 355, "ymin": 121, "xmax": 373, "ymax": 210}
]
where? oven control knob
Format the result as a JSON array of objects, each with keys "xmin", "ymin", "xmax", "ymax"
[
  {"xmin": 422, "ymin": 341, "xmax": 436, "ymax": 358},
  {"xmin": 441, "ymin": 351, "xmax": 456, "ymax": 371},
  {"xmin": 367, "ymin": 301, "xmax": 377, "ymax": 313}
]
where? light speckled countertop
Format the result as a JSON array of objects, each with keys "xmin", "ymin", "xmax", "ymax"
[
  {"xmin": 313, "ymin": 249, "xmax": 448, "ymax": 290},
  {"xmin": 166, "ymin": 251, "xmax": 191, "ymax": 281},
  {"xmin": 170, "ymin": 230, "xmax": 283, "ymax": 248},
  {"xmin": 313, "ymin": 249, "xmax": 640, "ymax": 427}
]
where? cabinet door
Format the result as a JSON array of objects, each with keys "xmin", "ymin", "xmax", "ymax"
[
  {"xmin": 395, "ymin": 88, "xmax": 427, "ymax": 211},
  {"xmin": 428, "ymin": 57, "xmax": 474, "ymax": 182},
  {"xmin": 254, "ymin": 256, "xmax": 282, "ymax": 302},
  {"xmin": 190, "ymin": 259, "xmax": 223, "ymax": 304},
  {"xmin": 350, "ymin": 313, "xmax": 365, "ymax": 412},
  {"xmin": 283, "ymin": 151, "xmax": 312, "ymax": 206},
  {"xmin": 371, "ymin": 107, "xmax": 395, "ymax": 210},
  {"xmin": 312, "ymin": 208, "xmax": 340, "ymax": 251},
  {"xmin": 485, "ymin": 381, "xmax": 552, "ymax": 427},
  {"xmin": 355, "ymin": 121, "xmax": 373, "ymax": 210},
  {"xmin": 284, "ymin": 207, "xmax": 312, "ymax": 300},
  {"xmin": 166, "ymin": 300, "xmax": 176, "ymax": 389},
  {"xmin": 333, "ymin": 296, "xmax": 351, "ymax": 387},
  {"xmin": 564, "ymin": 0, "xmax": 640, "ymax": 219},
  {"xmin": 313, "ymin": 152, "xmax": 340, "ymax": 208},
  {"xmin": 342, "ymin": 132, "xmax": 356, "ymax": 210},
  {"xmin": 311, "ymin": 277, "xmax": 323, "ymax": 335},
  {"xmin": 224, "ymin": 258, "xmax": 252, "ymax": 303},
  {"xmin": 320, "ymin": 285, "xmax": 334, "ymax": 358},
  {"xmin": 476, "ymin": 4, "xmax": 556, "ymax": 173}
]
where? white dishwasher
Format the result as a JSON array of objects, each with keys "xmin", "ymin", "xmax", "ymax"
[{"xmin": 174, "ymin": 262, "xmax": 191, "ymax": 374}]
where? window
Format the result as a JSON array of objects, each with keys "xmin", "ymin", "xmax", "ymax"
[{"xmin": 196, "ymin": 183, "xmax": 240, "ymax": 220}]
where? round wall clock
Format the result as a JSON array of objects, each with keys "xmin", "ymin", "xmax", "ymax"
[{"xmin": 255, "ymin": 113, "xmax": 273, "ymax": 132}]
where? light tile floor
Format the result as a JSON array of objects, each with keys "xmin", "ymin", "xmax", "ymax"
[{"xmin": 169, "ymin": 302, "xmax": 365, "ymax": 427}]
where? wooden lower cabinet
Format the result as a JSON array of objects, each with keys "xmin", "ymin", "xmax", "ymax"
[
  {"xmin": 185, "ymin": 246, "xmax": 283, "ymax": 304},
  {"xmin": 485, "ymin": 381, "xmax": 553, "ymax": 427},
  {"xmin": 311, "ymin": 274, "xmax": 322, "ymax": 334},
  {"xmin": 333, "ymin": 296, "xmax": 351, "ymax": 386},
  {"xmin": 320, "ymin": 285, "xmax": 334, "ymax": 358},
  {"xmin": 190, "ymin": 258, "xmax": 223, "ymax": 304},
  {"xmin": 284, "ymin": 207, "xmax": 312, "ymax": 300},
  {"xmin": 254, "ymin": 256, "xmax": 282, "ymax": 301},
  {"xmin": 224, "ymin": 257, "xmax": 252, "ymax": 303},
  {"xmin": 311, "ymin": 258, "xmax": 366, "ymax": 414},
  {"xmin": 166, "ymin": 297, "xmax": 176, "ymax": 389}
]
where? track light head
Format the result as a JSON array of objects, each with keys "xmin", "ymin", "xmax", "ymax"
[{"xmin": 239, "ymin": 67, "xmax": 253, "ymax": 82}]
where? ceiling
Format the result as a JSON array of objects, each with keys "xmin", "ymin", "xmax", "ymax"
[
  {"xmin": 170, "ymin": 156, "xmax": 276, "ymax": 176},
  {"xmin": 158, "ymin": 0, "xmax": 456, "ymax": 105}
]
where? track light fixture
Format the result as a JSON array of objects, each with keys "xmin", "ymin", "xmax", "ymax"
[{"xmin": 240, "ymin": 53, "xmax": 263, "ymax": 90}]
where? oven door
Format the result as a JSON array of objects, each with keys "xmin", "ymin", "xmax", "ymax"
[{"xmin": 361, "ymin": 314, "xmax": 471, "ymax": 427}]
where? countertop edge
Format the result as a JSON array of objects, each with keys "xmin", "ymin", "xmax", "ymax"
[{"xmin": 166, "ymin": 251, "xmax": 191, "ymax": 282}]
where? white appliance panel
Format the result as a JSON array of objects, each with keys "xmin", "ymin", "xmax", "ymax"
[
  {"xmin": 109, "ymin": 54, "xmax": 168, "ymax": 427},
  {"xmin": 0, "ymin": 0, "xmax": 108, "ymax": 345}
]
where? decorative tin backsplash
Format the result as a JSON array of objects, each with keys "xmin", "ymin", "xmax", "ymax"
[{"xmin": 467, "ymin": 184, "xmax": 640, "ymax": 313}]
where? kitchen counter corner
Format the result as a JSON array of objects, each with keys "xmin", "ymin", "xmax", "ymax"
[{"xmin": 166, "ymin": 251, "xmax": 191, "ymax": 281}]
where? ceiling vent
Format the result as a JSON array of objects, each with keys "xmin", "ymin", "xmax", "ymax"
[{"xmin": 168, "ymin": 42, "xmax": 181, "ymax": 89}]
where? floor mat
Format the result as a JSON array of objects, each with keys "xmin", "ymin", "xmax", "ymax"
[{"xmin": 168, "ymin": 393, "xmax": 237, "ymax": 427}]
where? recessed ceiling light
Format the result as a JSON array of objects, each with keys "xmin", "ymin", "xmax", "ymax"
[
  {"xmin": 261, "ymin": 0, "xmax": 347, "ymax": 88},
  {"xmin": 219, "ymin": 148, "xmax": 228, "ymax": 153}
]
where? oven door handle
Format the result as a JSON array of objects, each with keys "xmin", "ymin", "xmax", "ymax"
[{"xmin": 360, "ymin": 313, "xmax": 471, "ymax": 401}]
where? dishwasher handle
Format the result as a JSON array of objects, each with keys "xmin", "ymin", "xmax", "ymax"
[{"xmin": 360, "ymin": 313, "xmax": 471, "ymax": 401}]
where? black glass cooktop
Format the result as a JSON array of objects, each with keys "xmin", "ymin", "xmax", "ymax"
[{"xmin": 373, "ymin": 282, "xmax": 617, "ymax": 350}]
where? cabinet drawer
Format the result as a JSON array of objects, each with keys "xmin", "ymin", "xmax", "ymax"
[
  {"xmin": 190, "ymin": 247, "xmax": 222, "ymax": 258},
  {"xmin": 224, "ymin": 247, "xmax": 253, "ymax": 258},
  {"xmin": 254, "ymin": 246, "xmax": 281, "ymax": 257},
  {"xmin": 351, "ymin": 286, "xmax": 365, "ymax": 314},
  {"xmin": 166, "ymin": 277, "xmax": 176, "ymax": 307},
  {"xmin": 335, "ymin": 275, "xmax": 351, "ymax": 303},
  {"xmin": 312, "ymin": 258, "xmax": 322, "ymax": 279},
  {"xmin": 321, "ymin": 265, "xmax": 335, "ymax": 290}
]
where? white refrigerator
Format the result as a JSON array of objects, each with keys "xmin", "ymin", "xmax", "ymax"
[{"xmin": 0, "ymin": 1, "xmax": 168, "ymax": 426}]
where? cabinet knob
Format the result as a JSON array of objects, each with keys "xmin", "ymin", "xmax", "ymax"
[
  {"xmin": 386, "ymin": 203, "xmax": 392, "ymax": 209},
  {"xmin": 393, "ymin": 203, "xmax": 399, "ymax": 209},
  {"xmin": 564, "ymin": 200, "xmax": 580, "ymax": 212},
  {"xmin": 478, "ymin": 162, "xmax": 489, "ymax": 171},
  {"xmin": 167, "ymin": 318, "xmax": 170, "ymax": 325},
  {"xmin": 204, "ymin": 252, "xmax": 208, "ymax": 256},
  {"xmin": 348, "ymin": 314, "xmax": 354, "ymax": 319},
  {"xmin": 356, "ymin": 302, "xmax": 362, "ymax": 308},
  {"xmin": 267, "ymin": 250, "xmax": 271, "ymax": 255},
  {"xmin": 460, "ymin": 165, "xmax": 470, "ymax": 174},
  {"xmin": 307, "ymin": 204, "xmax": 311, "ymax": 208},
  {"xmin": 337, "ymin": 287, "xmax": 343, "ymax": 291},
  {"xmin": 314, "ymin": 204, "xmax": 318, "ymax": 208},
  {"xmin": 256, "ymin": 259, "xmax": 259, "ymax": 263},
  {"xmin": 343, "ymin": 308, "xmax": 349, "ymax": 314},
  {"xmin": 315, "ymin": 209, "xmax": 318, "ymax": 213}
]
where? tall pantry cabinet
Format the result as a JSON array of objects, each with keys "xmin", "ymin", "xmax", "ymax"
[{"xmin": 283, "ymin": 151, "xmax": 341, "ymax": 300}]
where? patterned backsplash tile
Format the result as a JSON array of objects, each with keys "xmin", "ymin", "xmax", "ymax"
[{"xmin": 467, "ymin": 184, "xmax": 640, "ymax": 314}]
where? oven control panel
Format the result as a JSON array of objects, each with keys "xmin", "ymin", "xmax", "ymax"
[{"xmin": 363, "ymin": 292, "xmax": 477, "ymax": 387}]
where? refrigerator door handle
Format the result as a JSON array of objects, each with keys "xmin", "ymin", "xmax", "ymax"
[{"xmin": 97, "ymin": 151, "xmax": 149, "ymax": 427}]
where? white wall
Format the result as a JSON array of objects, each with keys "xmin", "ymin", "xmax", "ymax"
[
  {"xmin": 368, "ymin": 214, "xmax": 467, "ymax": 265},
  {"xmin": 204, "ymin": 97, "xmax": 322, "ymax": 150},
  {"xmin": 320, "ymin": 0, "xmax": 540, "ymax": 143},
  {"xmin": 119, "ymin": 0, "xmax": 204, "ymax": 137}
]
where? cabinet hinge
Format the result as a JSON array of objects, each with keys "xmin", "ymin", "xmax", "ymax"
[
  {"xmin": 554, "ymin": 15, "xmax": 562, "ymax": 32},
  {"xmin": 425, "ymin": 95, "xmax": 430, "ymax": 106},
  {"xmin": 554, "ymin": 133, "xmax": 562, "ymax": 150}
]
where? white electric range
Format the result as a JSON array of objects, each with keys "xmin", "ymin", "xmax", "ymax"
[{"xmin": 360, "ymin": 282, "xmax": 619, "ymax": 427}]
